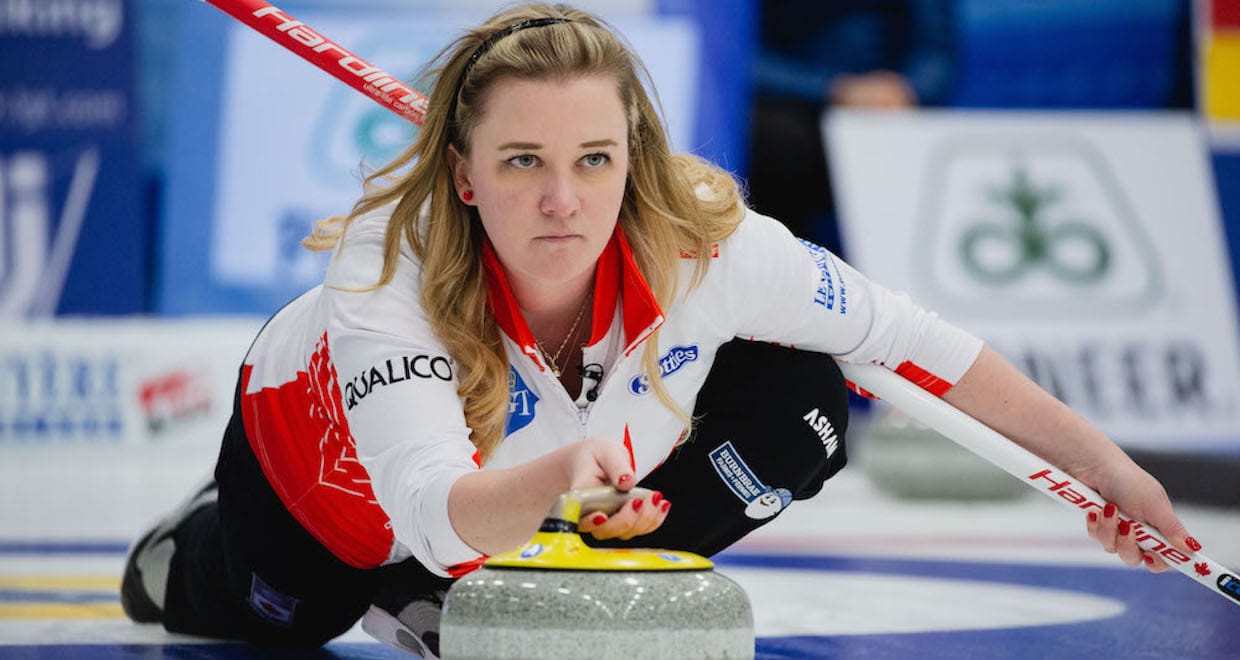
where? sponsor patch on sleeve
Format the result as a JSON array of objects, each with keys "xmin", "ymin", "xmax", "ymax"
[{"xmin": 798, "ymin": 239, "xmax": 847, "ymax": 314}]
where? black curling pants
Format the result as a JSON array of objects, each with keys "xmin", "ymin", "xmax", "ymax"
[
  {"xmin": 591, "ymin": 339, "xmax": 849, "ymax": 555},
  {"xmin": 162, "ymin": 379, "xmax": 453, "ymax": 647},
  {"xmin": 160, "ymin": 338, "xmax": 848, "ymax": 646}
]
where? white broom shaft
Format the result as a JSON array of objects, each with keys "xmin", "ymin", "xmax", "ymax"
[{"xmin": 840, "ymin": 361, "xmax": 1240, "ymax": 607}]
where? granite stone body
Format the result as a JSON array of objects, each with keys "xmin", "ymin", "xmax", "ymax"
[{"xmin": 441, "ymin": 566, "xmax": 754, "ymax": 659}]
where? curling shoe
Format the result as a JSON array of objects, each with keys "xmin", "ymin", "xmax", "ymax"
[
  {"xmin": 119, "ymin": 480, "xmax": 219, "ymax": 623},
  {"xmin": 361, "ymin": 589, "xmax": 446, "ymax": 659}
]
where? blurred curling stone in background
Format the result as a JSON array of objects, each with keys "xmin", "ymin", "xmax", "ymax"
[
  {"xmin": 859, "ymin": 406, "xmax": 1028, "ymax": 500},
  {"xmin": 441, "ymin": 488, "xmax": 754, "ymax": 659}
]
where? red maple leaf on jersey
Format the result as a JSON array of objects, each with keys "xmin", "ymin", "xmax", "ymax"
[
  {"xmin": 307, "ymin": 334, "xmax": 376, "ymax": 502},
  {"xmin": 1194, "ymin": 562, "xmax": 1211, "ymax": 577}
]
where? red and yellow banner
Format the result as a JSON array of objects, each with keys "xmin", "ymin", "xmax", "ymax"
[{"xmin": 1202, "ymin": 0, "xmax": 1240, "ymax": 121}]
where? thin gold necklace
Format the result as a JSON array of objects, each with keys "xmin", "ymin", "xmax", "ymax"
[{"xmin": 536, "ymin": 291, "xmax": 592, "ymax": 378}]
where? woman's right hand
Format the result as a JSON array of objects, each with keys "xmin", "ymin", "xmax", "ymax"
[
  {"xmin": 566, "ymin": 438, "xmax": 672, "ymax": 541},
  {"xmin": 577, "ymin": 488, "xmax": 671, "ymax": 541},
  {"xmin": 565, "ymin": 437, "xmax": 638, "ymax": 491},
  {"xmin": 450, "ymin": 437, "xmax": 666, "ymax": 555}
]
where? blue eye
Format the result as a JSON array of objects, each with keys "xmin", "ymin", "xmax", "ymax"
[
  {"xmin": 508, "ymin": 154, "xmax": 538, "ymax": 169},
  {"xmin": 582, "ymin": 153, "xmax": 610, "ymax": 168}
]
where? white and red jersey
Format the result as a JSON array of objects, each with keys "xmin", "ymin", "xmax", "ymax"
[{"xmin": 239, "ymin": 205, "xmax": 982, "ymax": 576}]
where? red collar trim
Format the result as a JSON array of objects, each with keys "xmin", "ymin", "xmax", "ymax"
[
  {"xmin": 611, "ymin": 228, "xmax": 665, "ymax": 356},
  {"xmin": 481, "ymin": 242, "xmax": 545, "ymax": 370},
  {"xmin": 482, "ymin": 226, "xmax": 664, "ymax": 372}
]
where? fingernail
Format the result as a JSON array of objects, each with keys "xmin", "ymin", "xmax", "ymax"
[
  {"xmin": 1088, "ymin": 512, "xmax": 1098, "ymax": 523},
  {"xmin": 592, "ymin": 514, "xmax": 607, "ymax": 526},
  {"xmin": 632, "ymin": 499, "xmax": 643, "ymax": 512},
  {"xmin": 1187, "ymin": 536, "xmax": 1202, "ymax": 552},
  {"xmin": 661, "ymin": 500, "xmax": 671, "ymax": 513},
  {"xmin": 1103, "ymin": 503, "xmax": 1116, "ymax": 518},
  {"xmin": 618, "ymin": 474, "xmax": 633, "ymax": 485},
  {"xmin": 1118, "ymin": 520, "xmax": 1131, "ymax": 536},
  {"xmin": 652, "ymin": 491, "xmax": 664, "ymax": 506},
  {"xmin": 1143, "ymin": 554, "xmax": 1154, "ymax": 565}
]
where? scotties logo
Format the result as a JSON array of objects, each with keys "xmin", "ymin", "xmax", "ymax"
[{"xmin": 629, "ymin": 345, "xmax": 699, "ymax": 395}]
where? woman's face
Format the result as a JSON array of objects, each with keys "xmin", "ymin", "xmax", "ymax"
[{"xmin": 453, "ymin": 74, "xmax": 629, "ymax": 297}]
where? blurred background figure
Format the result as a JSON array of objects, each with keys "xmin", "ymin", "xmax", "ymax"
[
  {"xmin": 747, "ymin": 0, "xmax": 1195, "ymax": 255},
  {"xmin": 747, "ymin": 0, "xmax": 956, "ymax": 253}
]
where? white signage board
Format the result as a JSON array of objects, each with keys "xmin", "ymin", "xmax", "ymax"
[
  {"xmin": 828, "ymin": 111, "xmax": 1240, "ymax": 452},
  {"xmin": 0, "ymin": 319, "xmax": 261, "ymax": 449}
]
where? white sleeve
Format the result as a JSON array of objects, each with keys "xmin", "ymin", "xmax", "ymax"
[
  {"xmin": 323, "ymin": 215, "xmax": 483, "ymax": 574},
  {"xmin": 714, "ymin": 209, "xmax": 983, "ymax": 390}
]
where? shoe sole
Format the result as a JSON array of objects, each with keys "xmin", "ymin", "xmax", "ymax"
[
  {"xmin": 119, "ymin": 524, "xmax": 165, "ymax": 622},
  {"xmin": 361, "ymin": 605, "xmax": 439, "ymax": 659},
  {"xmin": 119, "ymin": 479, "xmax": 219, "ymax": 624}
]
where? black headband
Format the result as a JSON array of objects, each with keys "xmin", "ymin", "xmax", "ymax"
[
  {"xmin": 463, "ymin": 17, "xmax": 573, "ymax": 80},
  {"xmin": 450, "ymin": 17, "xmax": 573, "ymax": 130}
]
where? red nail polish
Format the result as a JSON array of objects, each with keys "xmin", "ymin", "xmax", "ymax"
[
  {"xmin": 652, "ymin": 491, "xmax": 664, "ymax": 506},
  {"xmin": 592, "ymin": 514, "xmax": 607, "ymax": 526},
  {"xmin": 1103, "ymin": 503, "xmax": 1116, "ymax": 518},
  {"xmin": 661, "ymin": 500, "xmax": 671, "ymax": 513},
  {"xmin": 1187, "ymin": 537, "xmax": 1202, "ymax": 552},
  {"xmin": 618, "ymin": 474, "xmax": 632, "ymax": 485},
  {"xmin": 632, "ymin": 499, "xmax": 643, "ymax": 512},
  {"xmin": 1088, "ymin": 512, "xmax": 1098, "ymax": 523},
  {"xmin": 1118, "ymin": 520, "xmax": 1131, "ymax": 536},
  {"xmin": 1143, "ymin": 554, "xmax": 1154, "ymax": 565}
]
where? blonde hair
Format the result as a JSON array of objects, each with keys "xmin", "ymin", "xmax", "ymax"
[{"xmin": 306, "ymin": 3, "xmax": 744, "ymax": 462}]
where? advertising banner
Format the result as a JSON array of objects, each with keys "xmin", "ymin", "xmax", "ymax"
[
  {"xmin": 0, "ymin": 0, "xmax": 144, "ymax": 317},
  {"xmin": 0, "ymin": 319, "xmax": 260, "ymax": 449},
  {"xmin": 828, "ymin": 111, "xmax": 1240, "ymax": 453}
]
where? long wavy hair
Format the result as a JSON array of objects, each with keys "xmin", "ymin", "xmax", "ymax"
[{"xmin": 306, "ymin": 3, "xmax": 744, "ymax": 462}]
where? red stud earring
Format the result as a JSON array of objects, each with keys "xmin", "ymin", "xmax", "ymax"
[{"xmin": 461, "ymin": 190, "xmax": 474, "ymax": 202}]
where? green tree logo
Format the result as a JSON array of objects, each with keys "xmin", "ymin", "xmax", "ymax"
[
  {"xmin": 959, "ymin": 164, "xmax": 1110, "ymax": 285},
  {"xmin": 914, "ymin": 136, "xmax": 1162, "ymax": 318}
]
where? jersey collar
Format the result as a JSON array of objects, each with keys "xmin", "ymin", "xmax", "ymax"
[{"xmin": 481, "ymin": 226, "xmax": 665, "ymax": 373}]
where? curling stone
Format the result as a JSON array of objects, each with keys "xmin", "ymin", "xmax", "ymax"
[
  {"xmin": 861, "ymin": 406, "xmax": 1027, "ymax": 500},
  {"xmin": 440, "ymin": 487, "xmax": 753, "ymax": 659}
]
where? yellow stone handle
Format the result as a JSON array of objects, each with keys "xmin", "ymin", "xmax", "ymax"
[{"xmin": 485, "ymin": 485, "xmax": 712, "ymax": 570}]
